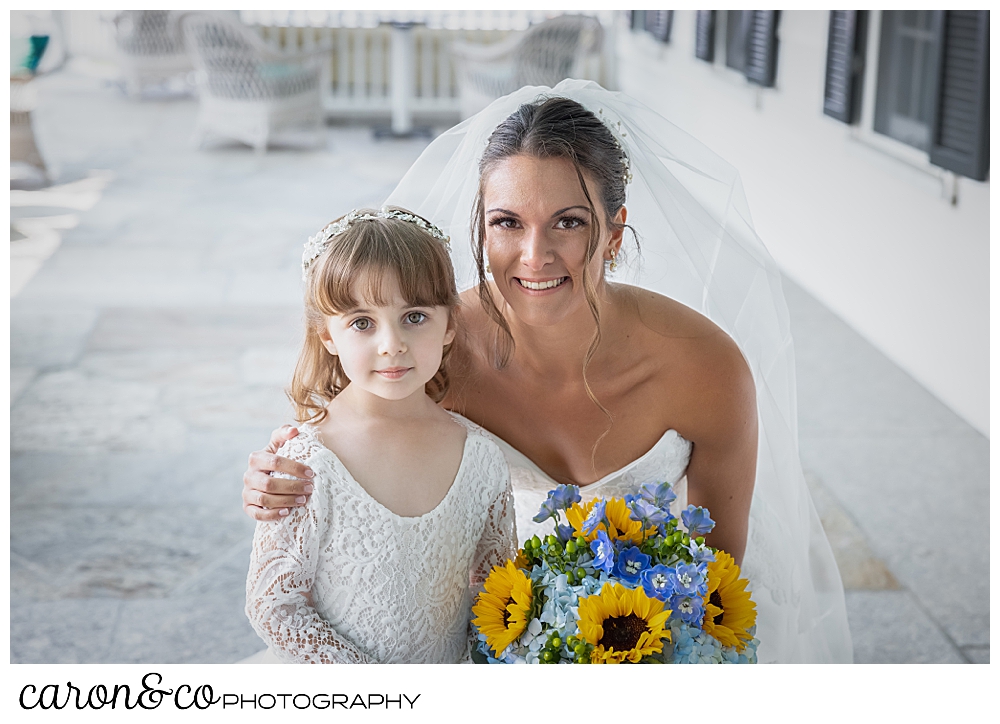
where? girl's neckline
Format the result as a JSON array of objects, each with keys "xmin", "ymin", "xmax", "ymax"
[
  {"xmin": 489, "ymin": 428, "xmax": 688, "ymax": 489},
  {"xmin": 299, "ymin": 418, "xmax": 472, "ymax": 522}
]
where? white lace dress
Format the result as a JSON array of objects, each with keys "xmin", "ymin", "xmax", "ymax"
[{"xmin": 244, "ymin": 413, "xmax": 516, "ymax": 664}]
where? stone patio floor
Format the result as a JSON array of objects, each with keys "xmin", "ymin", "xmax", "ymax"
[{"xmin": 9, "ymin": 64, "xmax": 989, "ymax": 664}]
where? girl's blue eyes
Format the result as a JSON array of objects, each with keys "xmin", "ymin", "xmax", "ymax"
[{"xmin": 349, "ymin": 312, "xmax": 427, "ymax": 331}]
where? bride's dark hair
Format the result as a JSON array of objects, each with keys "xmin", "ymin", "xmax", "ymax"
[{"xmin": 471, "ymin": 96, "xmax": 632, "ymax": 457}]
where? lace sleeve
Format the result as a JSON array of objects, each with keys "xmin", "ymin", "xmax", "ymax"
[
  {"xmin": 467, "ymin": 448, "xmax": 518, "ymax": 658},
  {"xmin": 245, "ymin": 437, "xmax": 373, "ymax": 664},
  {"xmin": 470, "ymin": 471, "xmax": 518, "ymax": 587}
]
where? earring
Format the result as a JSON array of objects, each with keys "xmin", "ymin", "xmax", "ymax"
[
  {"xmin": 486, "ymin": 262, "xmax": 492, "ymax": 274},
  {"xmin": 609, "ymin": 250, "xmax": 618, "ymax": 273}
]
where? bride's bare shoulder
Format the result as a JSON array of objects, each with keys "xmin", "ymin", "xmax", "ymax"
[
  {"xmin": 617, "ymin": 285, "xmax": 754, "ymax": 406},
  {"xmin": 618, "ymin": 284, "xmax": 722, "ymax": 340}
]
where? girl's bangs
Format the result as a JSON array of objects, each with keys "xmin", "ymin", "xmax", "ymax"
[{"xmin": 311, "ymin": 219, "xmax": 456, "ymax": 314}]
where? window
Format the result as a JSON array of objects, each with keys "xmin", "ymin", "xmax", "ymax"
[
  {"xmin": 874, "ymin": 11, "xmax": 939, "ymax": 151},
  {"xmin": 870, "ymin": 10, "xmax": 989, "ymax": 180}
]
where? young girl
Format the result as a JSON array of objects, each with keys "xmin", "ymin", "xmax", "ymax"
[{"xmin": 244, "ymin": 207, "xmax": 516, "ymax": 664}]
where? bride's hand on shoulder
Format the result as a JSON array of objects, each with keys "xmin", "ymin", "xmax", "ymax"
[{"xmin": 242, "ymin": 425, "xmax": 315, "ymax": 522}]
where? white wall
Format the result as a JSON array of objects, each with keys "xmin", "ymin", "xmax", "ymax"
[{"xmin": 617, "ymin": 11, "xmax": 989, "ymax": 436}]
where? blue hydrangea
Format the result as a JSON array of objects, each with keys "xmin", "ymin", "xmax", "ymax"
[
  {"xmin": 581, "ymin": 500, "xmax": 607, "ymax": 535},
  {"xmin": 538, "ymin": 574, "xmax": 580, "ymax": 633},
  {"xmin": 681, "ymin": 505, "xmax": 715, "ymax": 537},
  {"xmin": 590, "ymin": 530, "xmax": 615, "ymax": 574},
  {"xmin": 663, "ymin": 620, "xmax": 759, "ymax": 664},
  {"xmin": 614, "ymin": 546, "xmax": 651, "ymax": 585},
  {"xmin": 640, "ymin": 564, "xmax": 674, "ymax": 601},
  {"xmin": 639, "ymin": 480, "xmax": 677, "ymax": 511},
  {"xmin": 666, "ymin": 620, "xmax": 722, "ymax": 664}
]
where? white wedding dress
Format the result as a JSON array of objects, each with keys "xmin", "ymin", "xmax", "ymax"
[
  {"xmin": 243, "ymin": 413, "xmax": 516, "ymax": 664},
  {"xmin": 494, "ymin": 429, "xmax": 693, "ymax": 542}
]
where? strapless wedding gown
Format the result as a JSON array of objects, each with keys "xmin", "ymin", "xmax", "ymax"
[{"xmin": 488, "ymin": 429, "xmax": 693, "ymax": 543}]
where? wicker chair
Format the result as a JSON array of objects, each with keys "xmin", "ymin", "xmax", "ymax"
[
  {"xmin": 180, "ymin": 12, "xmax": 331, "ymax": 154},
  {"xmin": 451, "ymin": 15, "xmax": 604, "ymax": 119},
  {"xmin": 114, "ymin": 10, "xmax": 193, "ymax": 98}
]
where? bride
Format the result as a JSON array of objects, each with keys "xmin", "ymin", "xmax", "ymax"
[{"xmin": 242, "ymin": 80, "xmax": 852, "ymax": 663}]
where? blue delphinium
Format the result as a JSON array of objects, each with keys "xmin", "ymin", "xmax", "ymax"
[
  {"xmin": 556, "ymin": 523, "xmax": 575, "ymax": 543},
  {"xmin": 681, "ymin": 505, "xmax": 715, "ymax": 537},
  {"xmin": 686, "ymin": 538, "xmax": 716, "ymax": 564},
  {"xmin": 669, "ymin": 594, "xmax": 705, "ymax": 625},
  {"xmin": 549, "ymin": 484, "xmax": 582, "ymax": 510},
  {"xmin": 667, "ymin": 562, "xmax": 707, "ymax": 597},
  {"xmin": 581, "ymin": 500, "xmax": 607, "ymax": 535},
  {"xmin": 590, "ymin": 530, "xmax": 615, "ymax": 574},
  {"xmin": 639, "ymin": 480, "xmax": 677, "ymax": 511},
  {"xmin": 614, "ymin": 546, "xmax": 650, "ymax": 585},
  {"xmin": 628, "ymin": 498, "xmax": 667, "ymax": 529},
  {"xmin": 532, "ymin": 496, "xmax": 559, "ymax": 524},
  {"xmin": 640, "ymin": 564, "xmax": 674, "ymax": 601}
]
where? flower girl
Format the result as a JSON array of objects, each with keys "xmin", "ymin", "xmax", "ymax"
[{"xmin": 244, "ymin": 208, "xmax": 516, "ymax": 663}]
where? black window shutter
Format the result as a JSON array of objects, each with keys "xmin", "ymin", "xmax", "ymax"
[
  {"xmin": 823, "ymin": 11, "xmax": 868, "ymax": 123},
  {"xmin": 646, "ymin": 11, "xmax": 674, "ymax": 43},
  {"xmin": 695, "ymin": 10, "xmax": 716, "ymax": 62},
  {"xmin": 629, "ymin": 11, "xmax": 646, "ymax": 32},
  {"xmin": 929, "ymin": 10, "xmax": 989, "ymax": 181},
  {"xmin": 744, "ymin": 10, "xmax": 780, "ymax": 87}
]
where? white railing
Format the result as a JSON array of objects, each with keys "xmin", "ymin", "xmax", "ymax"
[
  {"xmin": 53, "ymin": 10, "xmax": 618, "ymax": 119},
  {"xmin": 244, "ymin": 10, "xmax": 617, "ymax": 119}
]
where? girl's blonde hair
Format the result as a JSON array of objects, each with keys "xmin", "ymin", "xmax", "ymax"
[{"xmin": 290, "ymin": 208, "xmax": 459, "ymax": 423}]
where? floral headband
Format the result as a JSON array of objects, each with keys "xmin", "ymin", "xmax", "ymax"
[{"xmin": 302, "ymin": 207, "xmax": 450, "ymax": 280}]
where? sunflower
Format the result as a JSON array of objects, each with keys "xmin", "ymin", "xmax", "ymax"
[
  {"xmin": 702, "ymin": 551, "xmax": 757, "ymax": 651},
  {"xmin": 566, "ymin": 498, "xmax": 652, "ymax": 545},
  {"xmin": 577, "ymin": 583, "xmax": 671, "ymax": 663},
  {"xmin": 472, "ymin": 560, "xmax": 534, "ymax": 656}
]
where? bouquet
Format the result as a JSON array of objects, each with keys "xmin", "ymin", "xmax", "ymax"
[{"xmin": 472, "ymin": 481, "xmax": 758, "ymax": 664}]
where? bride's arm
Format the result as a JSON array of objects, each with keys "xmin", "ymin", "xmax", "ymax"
[{"xmin": 682, "ymin": 335, "xmax": 758, "ymax": 565}]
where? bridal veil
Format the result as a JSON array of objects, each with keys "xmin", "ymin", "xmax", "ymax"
[{"xmin": 385, "ymin": 79, "xmax": 852, "ymax": 663}]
